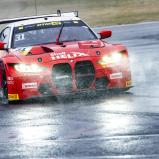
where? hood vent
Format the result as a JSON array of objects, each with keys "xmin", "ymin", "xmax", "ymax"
[
  {"xmin": 28, "ymin": 46, "xmax": 54, "ymax": 55},
  {"xmin": 78, "ymin": 40, "xmax": 105, "ymax": 49}
]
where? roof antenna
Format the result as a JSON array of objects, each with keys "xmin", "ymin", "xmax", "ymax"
[
  {"xmin": 57, "ymin": 10, "xmax": 61, "ymax": 16},
  {"xmin": 34, "ymin": 0, "xmax": 38, "ymax": 16}
]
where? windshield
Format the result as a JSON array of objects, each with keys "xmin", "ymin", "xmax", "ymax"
[{"xmin": 12, "ymin": 20, "xmax": 97, "ymax": 48}]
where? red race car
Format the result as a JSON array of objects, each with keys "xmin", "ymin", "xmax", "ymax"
[{"xmin": 0, "ymin": 11, "xmax": 132, "ymax": 104}]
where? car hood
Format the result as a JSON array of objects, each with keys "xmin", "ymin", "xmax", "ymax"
[{"xmin": 9, "ymin": 40, "xmax": 123, "ymax": 64}]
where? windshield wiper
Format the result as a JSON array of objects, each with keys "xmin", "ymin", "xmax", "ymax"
[{"xmin": 56, "ymin": 23, "xmax": 64, "ymax": 45}]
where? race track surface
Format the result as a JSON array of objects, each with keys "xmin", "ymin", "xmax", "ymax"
[{"xmin": 0, "ymin": 22, "xmax": 159, "ymax": 159}]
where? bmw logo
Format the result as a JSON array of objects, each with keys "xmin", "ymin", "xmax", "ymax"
[{"xmin": 70, "ymin": 60, "xmax": 74, "ymax": 63}]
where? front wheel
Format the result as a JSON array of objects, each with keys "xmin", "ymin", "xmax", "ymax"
[{"xmin": 0, "ymin": 69, "xmax": 8, "ymax": 105}]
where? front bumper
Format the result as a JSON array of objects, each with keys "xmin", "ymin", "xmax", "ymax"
[{"xmin": 6, "ymin": 60, "xmax": 132, "ymax": 101}]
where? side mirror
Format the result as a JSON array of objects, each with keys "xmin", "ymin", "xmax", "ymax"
[
  {"xmin": 98, "ymin": 30, "xmax": 112, "ymax": 39},
  {"xmin": 0, "ymin": 41, "xmax": 6, "ymax": 50}
]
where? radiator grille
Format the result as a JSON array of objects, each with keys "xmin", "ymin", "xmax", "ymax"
[
  {"xmin": 52, "ymin": 63, "xmax": 72, "ymax": 91},
  {"xmin": 75, "ymin": 61, "xmax": 95, "ymax": 89}
]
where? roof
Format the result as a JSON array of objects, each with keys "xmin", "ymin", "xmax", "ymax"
[
  {"xmin": 11, "ymin": 16, "xmax": 80, "ymax": 28},
  {"xmin": 1, "ymin": 11, "xmax": 80, "ymax": 28}
]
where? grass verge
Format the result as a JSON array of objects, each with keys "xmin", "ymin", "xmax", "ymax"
[{"xmin": 0, "ymin": 0, "xmax": 159, "ymax": 26}]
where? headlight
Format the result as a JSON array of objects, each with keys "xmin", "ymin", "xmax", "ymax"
[
  {"xmin": 98, "ymin": 52, "xmax": 123, "ymax": 66},
  {"xmin": 14, "ymin": 64, "xmax": 46, "ymax": 73}
]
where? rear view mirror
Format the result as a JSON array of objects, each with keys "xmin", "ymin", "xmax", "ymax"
[
  {"xmin": 98, "ymin": 30, "xmax": 112, "ymax": 39},
  {"xmin": 0, "ymin": 41, "xmax": 5, "ymax": 50}
]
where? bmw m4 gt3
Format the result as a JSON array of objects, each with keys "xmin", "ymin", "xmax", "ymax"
[{"xmin": 0, "ymin": 11, "xmax": 132, "ymax": 104}]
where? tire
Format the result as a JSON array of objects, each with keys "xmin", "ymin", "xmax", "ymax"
[{"xmin": 0, "ymin": 68, "xmax": 8, "ymax": 105}]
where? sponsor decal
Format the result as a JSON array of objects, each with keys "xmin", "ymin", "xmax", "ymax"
[
  {"xmin": 55, "ymin": 75, "xmax": 70, "ymax": 80},
  {"xmin": 7, "ymin": 77, "xmax": 14, "ymax": 81},
  {"xmin": 13, "ymin": 47, "xmax": 32, "ymax": 56},
  {"xmin": 50, "ymin": 52, "xmax": 89, "ymax": 60},
  {"xmin": 7, "ymin": 81, "xmax": 14, "ymax": 85},
  {"xmin": 110, "ymin": 72, "xmax": 123, "ymax": 80},
  {"xmin": 18, "ymin": 26, "xmax": 24, "ymax": 30},
  {"xmin": 8, "ymin": 94, "xmax": 19, "ymax": 101},
  {"xmin": 22, "ymin": 82, "xmax": 38, "ymax": 89},
  {"xmin": 126, "ymin": 80, "xmax": 132, "ymax": 87},
  {"xmin": 7, "ymin": 77, "xmax": 14, "ymax": 85},
  {"xmin": 37, "ymin": 21, "xmax": 61, "ymax": 27}
]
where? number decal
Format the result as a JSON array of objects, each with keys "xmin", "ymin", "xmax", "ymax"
[{"xmin": 15, "ymin": 33, "xmax": 25, "ymax": 41}]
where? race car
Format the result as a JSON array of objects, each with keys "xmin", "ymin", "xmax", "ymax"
[{"xmin": 0, "ymin": 10, "xmax": 132, "ymax": 104}]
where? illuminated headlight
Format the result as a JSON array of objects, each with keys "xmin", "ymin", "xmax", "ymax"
[
  {"xmin": 14, "ymin": 64, "xmax": 46, "ymax": 73},
  {"xmin": 98, "ymin": 52, "xmax": 123, "ymax": 66}
]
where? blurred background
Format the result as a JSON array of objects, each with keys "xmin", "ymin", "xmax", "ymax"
[{"xmin": 0, "ymin": 0, "xmax": 159, "ymax": 26}]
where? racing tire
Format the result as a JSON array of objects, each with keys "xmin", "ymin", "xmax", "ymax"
[{"xmin": 0, "ymin": 69, "xmax": 9, "ymax": 105}]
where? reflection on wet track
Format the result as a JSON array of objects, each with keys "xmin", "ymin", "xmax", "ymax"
[{"xmin": 0, "ymin": 22, "xmax": 159, "ymax": 158}]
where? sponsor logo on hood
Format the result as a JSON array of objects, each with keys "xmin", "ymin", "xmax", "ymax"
[{"xmin": 50, "ymin": 52, "xmax": 89, "ymax": 60}]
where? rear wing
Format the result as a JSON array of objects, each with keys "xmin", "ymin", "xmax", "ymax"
[{"xmin": 0, "ymin": 10, "xmax": 79, "ymax": 25}]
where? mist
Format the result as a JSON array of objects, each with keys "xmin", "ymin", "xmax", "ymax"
[{"xmin": 100, "ymin": 22, "xmax": 159, "ymax": 97}]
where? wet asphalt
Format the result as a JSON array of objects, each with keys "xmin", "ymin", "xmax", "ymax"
[{"xmin": 0, "ymin": 22, "xmax": 159, "ymax": 158}]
